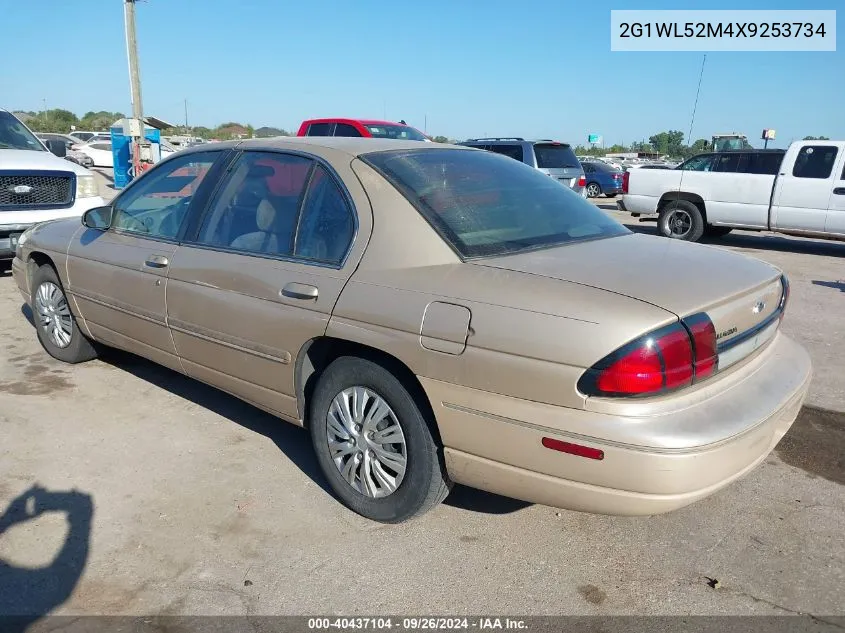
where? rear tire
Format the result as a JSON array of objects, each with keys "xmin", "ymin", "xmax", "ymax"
[
  {"xmin": 586, "ymin": 182, "xmax": 602, "ymax": 198},
  {"xmin": 309, "ymin": 356, "xmax": 450, "ymax": 523},
  {"xmin": 658, "ymin": 200, "xmax": 705, "ymax": 242},
  {"xmin": 705, "ymin": 225, "xmax": 733, "ymax": 238},
  {"xmin": 31, "ymin": 264, "xmax": 98, "ymax": 364}
]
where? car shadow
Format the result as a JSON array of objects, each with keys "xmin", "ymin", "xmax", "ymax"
[
  {"xmin": 443, "ymin": 485, "xmax": 531, "ymax": 514},
  {"xmin": 616, "ymin": 220, "xmax": 845, "ymax": 257},
  {"xmin": 0, "ymin": 485, "xmax": 94, "ymax": 631},
  {"xmin": 812, "ymin": 279, "xmax": 845, "ymax": 292},
  {"xmin": 97, "ymin": 349, "xmax": 522, "ymax": 516}
]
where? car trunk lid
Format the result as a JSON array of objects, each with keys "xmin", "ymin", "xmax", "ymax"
[{"xmin": 475, "ymin": 233, "xmax": 786, "ymax": 368}]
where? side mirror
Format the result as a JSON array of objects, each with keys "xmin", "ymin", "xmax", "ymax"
[
  {"xmin": 45, "ymin": 139, "xmax": 67, "ymax": 157},
  {"xmin": 82, "ymin": 206, "xmax": 113, "ymax": 230}
]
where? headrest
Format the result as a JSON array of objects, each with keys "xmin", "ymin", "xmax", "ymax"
[{"xmin": 256, "ymin": 199, "xmax": 276, "ymax": 232}]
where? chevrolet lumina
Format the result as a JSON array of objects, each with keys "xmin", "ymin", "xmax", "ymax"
[{"xmin": 12, "ymin": 137, "xmax": 811, "ymax": 523}]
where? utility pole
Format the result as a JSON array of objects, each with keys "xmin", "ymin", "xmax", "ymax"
[
  {"xmin": 124, "ymin": 0, "xmax": 150, "ymax": 178},
  {"xmin": 184, "ymin": 99, "xmax": 189, "ymax": 134}
]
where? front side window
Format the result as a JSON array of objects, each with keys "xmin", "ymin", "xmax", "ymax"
[
  {"xmin": 714, "ymin": 153, "xmax": 741, "ymax": 173},
  {"xmin": 680, "ymin": 154, "xmax": 715, "ymax": 171},
  {"xmin": 112, "ymin": 152, "xmax": 220, "ymax": 238},
  {"xmin": 294, "ymin": 164, "xmax": 355, "ymax": 264},
  {"xmin": 793, "ymin": 146, "xmax": 838, "ymax": 179},
  {"xmin": 363, "ymin": 148, "xmax": 629, "ymax": 258},
  {"xmin": 196, "ymin": 152, "xmax": 312, "ymax": 256}
]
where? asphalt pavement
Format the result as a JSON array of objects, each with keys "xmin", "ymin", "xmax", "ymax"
[{"xmin": 0, "ymin": 174, "xmax": 842, "ymax": 620}]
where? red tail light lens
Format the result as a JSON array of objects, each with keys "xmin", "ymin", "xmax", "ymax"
[
  {"xmin": 578, "ymin": 175, "xmax": 586, "ymax": 187},
  {"xmin": 622, "ymin": 170, "xmax": 630, "ymax": 193},
  {"xmin": 685, "ymin": 314, "xmax": 718, "ymax": 379},
  {"xmin": 579, "ymin": 314, "xmax": 718, "ymax": 398}
]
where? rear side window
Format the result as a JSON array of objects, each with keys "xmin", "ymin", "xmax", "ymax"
[
  {"xmin": 306, "ymin": 123, "xmax": 332, "ymax": 137},
  {"xmin": 793, "ymin": 146, "xmax": 838, "ymax": 179},
  {"xmin": 533, "ymin": 144, "xmax": 579, "ymax": 169},
  {"xmin": 488, "ymin": 144, "xmax": 523, "ymax": 162},
  {"xmin": 363, "ymin": 148, "xmax": 629, "ymax": 259},
  {"xmin": 295, "ymin": 164, "xmax": 355, "ymax": 264},
  {"xmin": 582, "ymin": 164, "xmax": 595, "ymax": 174},
  {"xmin": 736, "ymin": 152, "xmax": 783, "ymax": 175},
  {"xmin": 333, "ymin": 123, "xmax": 362, "ymax": 137}
]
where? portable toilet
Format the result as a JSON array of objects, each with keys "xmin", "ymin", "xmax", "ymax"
[{"xmin": 110, "ymin": 116, "xmax": 172, "ymax": 188}]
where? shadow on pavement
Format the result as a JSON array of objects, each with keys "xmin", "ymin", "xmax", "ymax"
[
  {"xmin": 20, "ymin": 304, "xmax": 34, "ymax": 328},
  {"xmin": 0, "ymin": 485, "xmax": 94, "ymax": 631},
  {"xmin": 444, "ymin": 485, "xmax": 531, "ymax": 515},
  {"xmin": 100, "ymin": 349, "xmax": 531, "ymax": 517},
  {"xmin": 812, "ymin": 279, "xmax": 845, "ymax": 292}
]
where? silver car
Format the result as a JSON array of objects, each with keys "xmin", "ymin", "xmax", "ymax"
[{"xmin": 459, "ymin": 138, "xmax": 586, "ymax": 196}]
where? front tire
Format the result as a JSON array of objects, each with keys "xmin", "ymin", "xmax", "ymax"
[
  {"xmin": 309, "ymin": 356, "xmax": 450, "ymax": 523},
  {"xmin": 31, "ymin": 264, "xmax": 98, "ymax": 364},
  {"xmin": 658, "ymin": 200, "xmax": 705, "ymax": 242},
  {"xmin": 586, "ymin": 182, "xmax": 602, "ymax": 198}
]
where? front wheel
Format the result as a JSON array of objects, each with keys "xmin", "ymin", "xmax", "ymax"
[
  {"xmin": 309, "ymin": 356, "xmax": 450, "ymax": 523},
  {"xmin": 31, "ymin": 264, "xmax": 98, "ymax": 364},
  {"xmin": 586, "ymin": 182, "xmax": 602, "ymax": 198},
  {"xmin": 658, "ymin": 200, "xmax": 705, "ymax": 242}
]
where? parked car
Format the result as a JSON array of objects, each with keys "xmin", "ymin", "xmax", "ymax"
[
  {"xmin": 68, "ymin": 131, "xmax": 99, "ymax": 143},
  {"xmin": 297, "ymin": 118, "xmax": 428, "ymax": 141},
  {"xmin": 73, "ymin": 139, "xmax": 113, "ymax": 167},
  {"xmin": 620, "ymin": 144, "xmax": 844, "ymax": 241},
  {"xmin": 36, "ymin": 133, "xmax": 95, "ymax": 168},
  {"xmin": 581, "ymin": 160, "xmax": 623, "ymax": 198},
  {"xmin": 459, "ymin": 138, "xmax": 586, "ymax": 196},
  {"xmin": 12, "ymin": 137, "xmax": 809, "ymax": 523},
  {"xmin": 0, "ymin": 109, "xmax": 104, "ymax": 262}
]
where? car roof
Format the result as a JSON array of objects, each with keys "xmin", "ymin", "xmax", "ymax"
[
  {"xmin": 301, "ymin": 118, "xmax": 414, "ymax": 127},
  {"xmin": 461, "ymin": 138, "xmax": 572, "ymax": 146},
  {"xmin": 180, "ymin": 136, "xmax": 471, "ymax": 158}
]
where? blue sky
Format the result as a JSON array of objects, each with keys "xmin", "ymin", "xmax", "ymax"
[{"xmin": 2, "ymin": 0, "xmax": 842, "ymax": 147}]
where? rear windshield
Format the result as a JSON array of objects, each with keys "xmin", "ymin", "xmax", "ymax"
[
  {"xmin": 533, "ymin": 143, "xmax": 579, "ymax": 169},
  {"xmin": 362, "ymin": 148, "xmax": 629, "ymax": 258},
  {"xmin": 364, "ymin": 124, "xmax": 427, "ymax": 141}
]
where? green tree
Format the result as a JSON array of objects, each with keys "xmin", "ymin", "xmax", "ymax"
[
  {"xmin": 648, "ymin": 130, "xmax": 685, "ymax": 156},
  {"xmin": 78, "ymin": 111, "xmax": 124, "ymax": 131},
  {"xmin": 192, "ymin": 126, "xmax": 212, "ymax": 139},
  {"xmin": 432, "ymin": 135, "xmax": 451, "ymax": 143},
  {"xmin": 803, "ymin": 135, "xmax": 829, "ymax": 140},
  {"xmin": 255, "ymin": 126, "xmax": 290, "ymax": 138},
  {"xmin": 27, "ymin": 109, "xmax": 79, "ymax": 133}
]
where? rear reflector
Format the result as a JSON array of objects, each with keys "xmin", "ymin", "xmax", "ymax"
[
  {"xmin": 542, "ymin": 437, "xmax": 604, "ymax": 460},
  {"xmin": 622, "ymin": 170, "xmax": 630, "ymax": 193},
  {"xmin": 685, "ymin": 314, "xmax": 718, "ymax": 379}
]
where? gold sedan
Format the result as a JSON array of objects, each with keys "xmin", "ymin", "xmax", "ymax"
[{"xmin": 12, "ymin": 137, "xmax": 811, "ymax": 523}]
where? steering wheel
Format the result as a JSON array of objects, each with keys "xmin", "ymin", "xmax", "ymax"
[{"xmin": 159, "ymin": 198, "xmax": 190, "ymax": 238}]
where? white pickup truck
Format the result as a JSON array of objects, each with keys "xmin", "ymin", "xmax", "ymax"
[
  {"xmin": 618, "ymin": 140, "xmax": 845, "ymax": 242},
  {"xmin": 1, "ymin": 109, "xmax": 105, "ymax": 263}
]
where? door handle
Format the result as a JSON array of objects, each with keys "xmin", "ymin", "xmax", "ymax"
[
  {"xmin": 833, "ymin": 188, "xmax": 845, "ymax": 195},
  {"xmin": 281, "ymin": 282, "xmax": 319, "ymax": 300},
  {"xmin": 144, "ymin": 255, "xmax": 170, "ymax": 268}
]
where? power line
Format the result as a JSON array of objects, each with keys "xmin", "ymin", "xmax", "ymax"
[{"xmin": 685, "ymin": 54, "xmax": 706, "ymax": 146}]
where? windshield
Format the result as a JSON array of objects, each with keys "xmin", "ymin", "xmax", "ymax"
[
  {"xmin": 0, "ymin": 111, "xmax": 45, "ymax": 151},
  {"xmin": 533, "ymin": 143, "xmax": 580, "ymax": 169},
  {"xmin": 363, "ymin": 148, "xmax": 629, "ymax": 258},
  {"xmin": 364, "ymin": 124, "xmax": 427, "ymax": 141}
]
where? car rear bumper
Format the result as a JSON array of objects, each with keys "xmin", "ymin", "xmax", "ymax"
[
  {"xmin": 422, "ymin": 332, "xmax": 811, "ymax": 515},
  {"xmin": 619, "ymin": 194, "xmax": 658, "ymax": 215}
]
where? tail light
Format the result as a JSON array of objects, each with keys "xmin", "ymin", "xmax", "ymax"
[
  {"xmin": 578, "ymin": 314, "xmax": 718, "ymax": 397},
  {"xmin": 778, "ymin": 274, "xmax": 790, "ymax": 322},
  {"xmin": 622, "ymin": 170, "xmax": 630, "ymax": 193},
  {"xmin": 578, "ymin": 175, "xmax": 586, "ymax": 187}
]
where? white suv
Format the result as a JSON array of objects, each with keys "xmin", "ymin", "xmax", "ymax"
[{"xmin": 0, "ymin": 109, "xmax": 104, "ymax": 261}]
